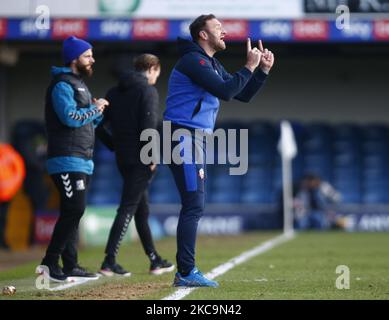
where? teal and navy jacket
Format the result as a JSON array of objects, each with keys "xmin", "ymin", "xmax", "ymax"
[
  {"xmin": 45, "ymin": 66, "xmax": 103, "ymax": 175},
  {"xmin": 164, "ymin": 38, "xmax": 268, "ymax": 131}
]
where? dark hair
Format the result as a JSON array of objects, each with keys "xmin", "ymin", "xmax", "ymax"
[
  {"xmin": 133, "ymin": 54, "xmax": 160, "ymax": 72},
  {"xmin": 189, "ymin": 14, "xmax": 216, "ymax": 42}
]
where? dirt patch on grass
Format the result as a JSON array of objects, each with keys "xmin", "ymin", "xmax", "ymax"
[{"xmin": 64, "ymin": 281, "xmax": 170, "ymax": 300}]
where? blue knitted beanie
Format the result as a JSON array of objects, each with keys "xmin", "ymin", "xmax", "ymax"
[{"xmin": 62, "ymin": 36, "xmax": 92, "ymax": 64}]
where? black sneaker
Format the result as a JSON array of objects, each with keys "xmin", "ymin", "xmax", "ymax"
[
  {"xmin": 99, "ymin": 261, "xmax": 131, "ymax": 277},
  {"xmin": 63, "ymin": 265, "xmax": 99, "ymax": 279},
  {"xmin": 36, "ymin": 263, "xmax": 68, "ymax": 283},
  {"xmin": 150, "ymin": 257, "xmax": 175, "ymax": 275}
]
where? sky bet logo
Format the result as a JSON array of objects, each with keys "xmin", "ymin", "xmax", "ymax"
[
  {"xmin": 341, "ymin": 21, "xmax": 372, "ymax": 40},
  {"xmin": 132, "ymin": 19, "xmax": 168, "ymax": 40},
  {"xmin": 374, "ymin": 20, "xmax": 389, "ymax": 40},
  {"xmin": 260, "ymin": 21, "xmax": 292, "ymax": 40},
  {"xmin": 180, "ymin": 20, "xmax": 191, "ymax": 38},
  {"xmin": 293, "ymin": 20, "xmax": 329, "ymax": 41},
  {"xmin": 20, "ymin": 19, "xmax": 50, "ymax": 37},
  {"xmin": 220, "ymin": 20, "xmax": 248, "ymax": 40},
  {"xmin": 52, "ymin": 19, "xmax": 87, "ymax": 39},
  {"xmin": 100, "ymin": 20, "xmax": 132, "ymax": 38}
]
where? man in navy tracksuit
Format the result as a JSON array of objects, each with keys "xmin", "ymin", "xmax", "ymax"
[
  {"xmin": 164, "ymin": 14, "xmax": 275, "ymax": 287},
  {"xmin": 39, "ymin": 36, "xmax": 109, "ymax": 282}
]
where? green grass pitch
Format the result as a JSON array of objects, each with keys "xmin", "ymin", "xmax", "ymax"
[{"xmin": 1, "ymin": 231, "xmax": 388, "ymax": 300}]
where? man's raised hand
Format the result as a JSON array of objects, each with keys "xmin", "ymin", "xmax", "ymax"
[
  {"xmin": 245, "ymin": 38, "xmax": 262, "ymax": 73},
  {"xmin": 259, "ymin": 40, "xmax": 264, "ymax": 52},
  {"xmin": 258, "ymin": 40, "xmax": 275, "ymax": 74}
]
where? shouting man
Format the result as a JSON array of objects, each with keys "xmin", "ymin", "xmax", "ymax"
[{"xmin": 164, "ymin": 14, "xmax": 275, "ymax": 287}]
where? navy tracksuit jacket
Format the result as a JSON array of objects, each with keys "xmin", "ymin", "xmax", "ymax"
[{"xmin": 164, "ymin": 38, "xmax": 267, "ymax": 274}]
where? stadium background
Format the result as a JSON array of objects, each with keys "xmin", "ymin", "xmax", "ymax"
[{"xmin": 1, "ymin": 0, "xmax": 389, "ymax": 250}]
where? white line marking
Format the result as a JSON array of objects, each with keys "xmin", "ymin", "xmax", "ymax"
[
  {"xmin": 47, "ymin": 277, "xmax": 98, "ymax": 291},
  {"xmin": 162, "ymin": 231, "xmax": 296, "ymax": 300}
]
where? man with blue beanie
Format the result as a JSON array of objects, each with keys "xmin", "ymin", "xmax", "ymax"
[{"xmin": 38, "ymin": 36, "xmax": 109, "ymax": 282}]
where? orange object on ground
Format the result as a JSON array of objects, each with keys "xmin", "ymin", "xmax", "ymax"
[{"xmin": 0, "ymin": 143, "xmax": 26, "ymax": 202}]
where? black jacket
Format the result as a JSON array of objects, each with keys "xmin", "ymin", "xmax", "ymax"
[{"xmin": 97, "ymin": 71, "xmax": 159, "ymax": 164}]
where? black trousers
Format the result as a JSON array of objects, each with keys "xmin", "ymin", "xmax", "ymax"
[
  {"xmin": 43, "ymin": 172, "xmax": 90, "ymax": 270},
  {"xmin": 105, "ymin": 163, "xmax": 156, "ymax": 258}
]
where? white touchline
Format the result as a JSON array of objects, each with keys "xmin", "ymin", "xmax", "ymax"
[
  {"xmin": 162, "ymin": 231, "xmax": 296, "ymax": 301},
  {"xmin": 47, "ymin": 277, "xmax": 98, "ymax": 291}
]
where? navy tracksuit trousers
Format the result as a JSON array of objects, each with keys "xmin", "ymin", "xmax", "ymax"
[{"xmin": 168, "ymin": 129, "xmax": 207, "ymax": 275}]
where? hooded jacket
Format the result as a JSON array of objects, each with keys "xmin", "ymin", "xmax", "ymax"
[
  {"xmin": 100, "ymin": 71, "xmax": 159, "ymax": 165},
  {"xmin": 164, "ymin": 38, "xmax": 268, "ymax": 131}
]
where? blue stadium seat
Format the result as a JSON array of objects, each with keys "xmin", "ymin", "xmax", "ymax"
[
  {"xmin": 93, "ymin": 162, "xmax": 121, "ymax": 178},
  {"xmin": 209, "ymin": 190, "xmax": 241, "ymax": 203},
  {"xmin": 362, "ymin": 124, "xmax": 389, "ymax": 141},
  {"xmin": 363, "ymin": 168, "xmax": 389, "ymax": 182},
  {"xmin": 333, "ymin": 177, "xmax": 362, "ymax": 204},
  {"xmin": 362, "ymin": 141, "xmax": 389, "ymax": 155},
  {"xmin": 332, "ymin": 124, "xmax": 361, "ymax": 140},
  {"xmin": 155, "ymin": 164, "xmax": 172, "ymax": 178},
  {"xmin": 363, "ymin": 155, "xmax": 387, "ymax": 169},
  {"xmin": 248, "ymin": 121, "xmax": 276, "ymax": 139},
  {"xmin": 89, "ymin": 176, "xmax": 122, "ymax": 192},
  {"xmin": 240, "ymin": 189, "xmax": 275, "ymax": 204},
  {"xmin": 333, "ymin": 153, "xmax": 361, "ymax": 167},
  {"xmin": 304, "ymin": 154, "xmax": 332, "ymax": 167},
  {"xmin": 207, "ymin": 165, "xmax": 242, "ymax": 203},
  {"xmin": 340, "ymin": 192, "xmax": 362, "ymax": 204},
  {"xmin": 305, "ymin": 123, "xmax": 332, "ymax": 137},
  {"xmin": 94, "ymin": 148, "xmax": 115, "ymax": 162},
  {"xmin": 333, "ymin": 140, "xmax": 360, "ymax": 155},
  {"xmin": 149, "ymin": 189, "xmax": 180, "ymax": 203},
  {"xmin": 302, "ymin": 138, "xmax": 332, "ymax": 153}
]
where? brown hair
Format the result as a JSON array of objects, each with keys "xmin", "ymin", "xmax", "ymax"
[
  {"xmin": 133, "ymin": 53, "xmax": 160, "ymax": 72},
  {"xmin": 189, "ymin": 14, "xmax": 216, "ymax": 42}
]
